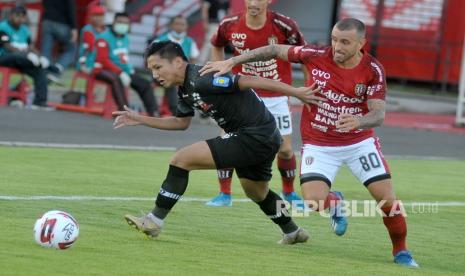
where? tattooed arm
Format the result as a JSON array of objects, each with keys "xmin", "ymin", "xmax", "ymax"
[
  {"xmin": 231, "ymin": 44, "xmax": 291, "ymax": 64},
  {"xmin": 336, "ymin": 99, "xmax": 386, "ymax": 132},
  {"xmin": 199, "ymin": 44, "xmax": 292, "ymax": 76}
]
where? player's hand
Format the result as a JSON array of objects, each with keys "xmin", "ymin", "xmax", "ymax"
[
  {"xmin": 336, "ymin": 113, "xmax": 361, "ymax": 132},
  {"xmin": 112, "ymin": 105, "xmax": 141, "ymax": 129},
  {"xmin": 293, "ymin": 83, "xmax": 326, "ymax": 106},
  {"xmin": 198, "ymin": 59, "xmax": 235, "ymax": 76}
]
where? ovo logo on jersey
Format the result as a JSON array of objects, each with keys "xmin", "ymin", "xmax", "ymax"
[
  {"xmin": 231, "ymin": 33, "xmax": 247, "ymax": 40},
  {"xmin": 311, "ymin": 69, "xmax": 331, "ymax": 79}
]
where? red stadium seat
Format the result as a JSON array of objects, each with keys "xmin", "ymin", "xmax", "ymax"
[
  {"xmin": 0, "ymin": 67, "xmax": 30, "ymax": 107},
  {"xmin": 56, "ymin": 71, "xmax": 127, "ymax": 119}
]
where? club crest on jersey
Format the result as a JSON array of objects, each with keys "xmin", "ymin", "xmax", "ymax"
[
  {"xmin": 213, "ymin": 77, "xmax": 230, "ymax": 87},
  {"xmin": 354, "ymin": 83, "xmax": 367, "ymax": 97},
  {"xmin": 305, "ymin": 156, "xmax": 314, "ymax": 165},
  {"xmin": 268, "ymin": 35, "xmax": 278, "ymax": 45}
]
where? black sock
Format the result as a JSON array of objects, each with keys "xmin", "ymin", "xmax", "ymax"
[
  {"xmin": 151, "ymin": 165, "xmax": 189, "ymax": 220},
  {"xmin": 255, "ymin": 190, "xmax": 298, "ymax": 234}
]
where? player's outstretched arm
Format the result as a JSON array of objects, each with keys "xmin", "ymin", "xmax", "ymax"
[
  {"xmin": 238, "ymin": 75, "xmax": 326, "ymax": 106},
  {"xmin": 199, "ymin": 44, "xmax": 292, "ymax": 76},
  {"xmin": 336, "ymin": 99, "xmax": 386, "ymax": 132},
  {"xmin": 112, "ymin": 105, "xmax": 191, "ymax": 130}
]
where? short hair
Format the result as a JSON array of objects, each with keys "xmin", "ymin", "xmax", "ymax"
[
  {"xmin": 114, "ymin": 12, "xmax": 130, "ymax": 20},
  {"xmin": 144, "ymin": 41, "xmax": 188, "ymax": 63},
  {"xmin": 169, "ymin": 14, "xmax": 186, "ymax": 25},
  {"xmin": 335, "ymin": 18, "xmax": 366, "ymax": 39},
  {"xmin": 10, "ymin": 6, "xmax": 27, "ymax": 16}
]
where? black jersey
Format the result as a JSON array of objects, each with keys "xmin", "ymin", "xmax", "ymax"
[{"xmin": 176, "ymin": 64, "xmax": 276, "ymax": 133}]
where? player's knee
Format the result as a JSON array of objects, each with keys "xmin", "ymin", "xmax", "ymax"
[
  {"xmin": 277, "ymin": 145, "xmax": 293, "ymax": 159},
  {"xmin": 169, "ymin": 153, "xmax": 190, "ymax": 170},
  {"xmin": 302, "ymin": 194, "xmax": 327, "ymax": 211},
  {"xmin": 242, "ymin": 186, "xmax": 267, "ymax": 202},
  {"xmin": 244, "ymin": 190, "xmax": 263, "ymax": 202},
  {"xmin": 378, "ymin": 195, "xmax": 397, "ymax": 208}
]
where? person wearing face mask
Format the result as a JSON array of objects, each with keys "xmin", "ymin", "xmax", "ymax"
[
  {"xmin": 148, "ymin": 15, "xmax": 200, "ymax": 116},
  {"xmin": 94, "ymin": 12, "xmax": 158, "ymax": 116}
]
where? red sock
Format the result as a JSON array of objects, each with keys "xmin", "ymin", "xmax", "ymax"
[
  {"xmin": 323, "ymin": 191, "xmax": 340, "ymax": 210},
  {"xmin": 382, "ymin": 203, "xmax": 407, "ymax": 256},
  {"xmin": 277, "ymin": 155, "xmax": 296, "ymax": 194},
  {"xmin": 217, "ymin": 168, "xmax": 233, "ymax": 195}
]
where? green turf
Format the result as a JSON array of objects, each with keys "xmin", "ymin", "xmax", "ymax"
[{"xmin": 0, "ymin": 147, "xmax": 464, "ymax": 275}]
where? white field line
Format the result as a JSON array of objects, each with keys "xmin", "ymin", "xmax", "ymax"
[
  {"xmin": 0, "ymin": 141, "xmax": 463, "ymax": 160},
  {"xmin": 0, "ymin": 141, "xmax": 176, "ymax": 151},
  {"xmin": 0, "ymin": 195, "xmax": 465, "ymax": 206}
]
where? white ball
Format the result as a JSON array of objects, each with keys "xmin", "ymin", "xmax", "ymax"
[{"xmin": 33, "ymin": 210, "xmax": 79, "ymax": 249}]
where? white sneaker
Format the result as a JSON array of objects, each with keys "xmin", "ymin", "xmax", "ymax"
[{"xmin": 278, "ymin": 227, "xmax": 310, "ymax": 245}]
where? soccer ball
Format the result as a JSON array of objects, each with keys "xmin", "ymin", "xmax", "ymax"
[{"xmin": 33, "ymin": 210, "xmax": 79, "ymax": 249}]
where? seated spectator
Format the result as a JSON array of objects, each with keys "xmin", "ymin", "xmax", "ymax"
[
  {"xmin": 0, "ymin": 6, "xmax": 52, "ymax": 110},
  {"xmin": 40, "ymin": 0, "xmax": 78, "ymax": 84},
  {"xmin": 94, "ymin": 12, "xmax": 157, "ymax": 116},
  {"xmin": 148, "ymin": 15, "xmax": 199, "ymax": 116},
  {"xmin": 77, "ymin": 5, "xmax": 107, "ymax": 73}
]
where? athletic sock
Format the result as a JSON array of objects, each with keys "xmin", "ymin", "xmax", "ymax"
[
  {"xmin": 255, "ymin": 190, "xmax": 298, "ymax": 234},
  {"xmin": 147, "ymin": 212, "xmax": 164, "ymax": 227},
  {"xmin": 217, "ymin": 168, "xmax": 233, "ymax": 195},
  {"xmin": 323, "ymin": 191, "xmax": 340, "ymax": 210},
  {"xmin": 381, "ymin": 202, "xmax": 407, "ymax": 255},
  {"xmin": 151, "ymin": 165, "xmax": 189, "ymax": 220},
  {"xmin": 278, "ymin": 155, "xmax": 296, "ymax": 194}
]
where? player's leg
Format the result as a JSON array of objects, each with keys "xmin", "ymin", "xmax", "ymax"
[
  {"xmin": 367, "ymin": 179, "xmax": 418, "ymax": 267},
  {"xmin": 277, "ymin": 134, "xmax": 300, "ymax": 202},
  {"xmin": 125, "ymin": 141, "xmax": 216, "ymax": 237},
  {"xmin": 206, "ymin": 128, "xmax": 234, "ymax": 207},
  {"xmin": 129, "ymin": 73, "xmax": 158, "ymax": 116},
  {"xmin": 237, "ymin": 172, "xmax": 308, "ymax": 245},
  {"xmin": 347, "ymin": 137, "xmax": 418, "ymax": 267},
  {"xmin": 300, "ymin": 144, "xmax": 348, "ymax": 235},
  {"xmin": 264, "ymin": 97, "xmax": 300, "ymax": 202}
]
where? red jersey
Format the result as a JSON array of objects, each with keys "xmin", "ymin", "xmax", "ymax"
[
  {"xmin": 287, "ymin": 45, "xmax": 387, "ymax": 146},
  {"xmin": 211, "ymin": 11, "xmax": 305, "ymax": 97}
]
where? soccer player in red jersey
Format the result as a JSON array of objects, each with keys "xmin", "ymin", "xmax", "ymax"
[
  {"xmin": 200, "ymin": 18, "xmax": 419, "ymax": 268},
  {"xmin": 206, "ymin": 0, "xmax": 307, "ymax": 206}
]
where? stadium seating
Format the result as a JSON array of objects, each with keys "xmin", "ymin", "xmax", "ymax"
[
  {"xmin": 0, "ymin": 67, "xmax": 30, "ymax": 107},
  {"xmin": 52, "ymin": 71, "xmax": 127, "ymax": 119}
]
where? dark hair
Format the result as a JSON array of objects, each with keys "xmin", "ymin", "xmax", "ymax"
[
  {"xmin": 144, "ymin": 41, "xmax": 188, "ymax": 63},
  {"xmin": 114, "ymin": 12, "xmax": 130, "ymax": 20},
  {"xmin": 10, "ymin": 6, "xmax": 27, "ymax": 15},
  {"xmin": 169, "ymin": 14, "xmax": 186, "ymax": 25},
  {"xmin": 335, "ymin": 18, "xmax": 366, "ymax": 39}
]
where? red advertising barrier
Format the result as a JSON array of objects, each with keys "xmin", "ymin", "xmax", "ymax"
[{"xmin": 340, "ymin": 0, "xmax": 465, "ymax": 84}]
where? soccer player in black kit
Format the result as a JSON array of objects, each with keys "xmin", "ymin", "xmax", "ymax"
[{"xmin": 112, "ymin": 41, "xmax": 325, "ymax": 244}]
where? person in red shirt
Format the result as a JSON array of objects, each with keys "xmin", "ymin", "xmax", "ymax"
[
  {"xmin": 206, "ymin": 0, "xmax": 307, "ymax": 207},
  {"xmin": 76, "ymin": 5, "xmax": 106, "ymax": 73},
  {"xmin": 94, "ymin": 12, "xmax": 157, "ymax": 116},
  {"xmin": 200, "ymin": 18, "xmax": 419, "ymax": 268}
]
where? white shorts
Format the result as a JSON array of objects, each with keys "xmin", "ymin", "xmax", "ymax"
[
  {"xmin": 262, "ymin": 96, "xmax": 292, "ymax": 136},
  {"xmin": 300, "ymin": 137, "xmax": 391, "ymax": 187}
]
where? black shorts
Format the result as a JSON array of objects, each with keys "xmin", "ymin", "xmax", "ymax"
[{"xmin": 206, "ymin": 122, "xmax": 282, "ymax": 181}]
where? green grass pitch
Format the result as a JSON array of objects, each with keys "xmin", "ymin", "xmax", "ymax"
[{"xmin": 0, "ymin": 147, "xmax": 464, "ymax": 275}]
